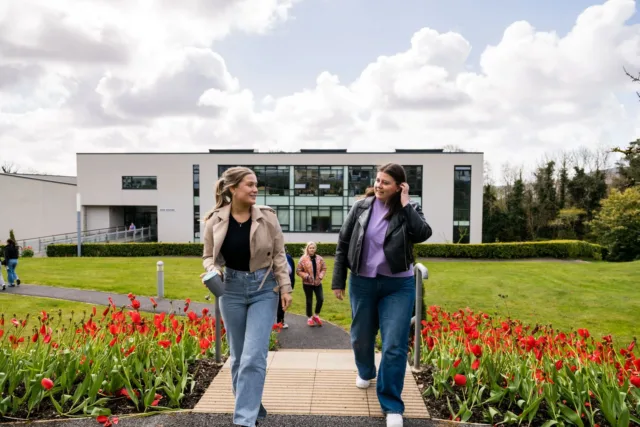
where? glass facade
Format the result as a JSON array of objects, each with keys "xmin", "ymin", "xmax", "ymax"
[
  {"xmin": 216, "ymin": 165, "xmax": 424, "ymax": 233},
  {"xmin": 122, "ymin": 176, "xmax": 157, "ymax": 190},
  {"xmin": 453, "ymin": 165, "xmax": 471, "ymax": 244},
  {"xmin": 193, "ymin": 165, "xmax": 200, "ymax": 242}
]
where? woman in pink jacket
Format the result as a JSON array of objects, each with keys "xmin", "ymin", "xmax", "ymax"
[{"xmin": 296, "ymin": 242, "xmax": 327, "ymax": 326}]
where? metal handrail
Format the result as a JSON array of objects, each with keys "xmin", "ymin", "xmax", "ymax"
[
  {"xmin": 412, "ymin": 263, "xmax": 428, "ymax": 370},
  {"xmin": 18, "ymin": 226, "xmax": 157, "ymax": 255},
  {"xmin": 18, "ymin": 226, "xmax": 128, "ymax": 242}
]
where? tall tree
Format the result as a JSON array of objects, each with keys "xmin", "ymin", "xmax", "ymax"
[
  {"xmin": 482, "ymin": 184, "xmax": 507, "ymax": 242},
  {"xmin": 613, "ymin": 139, "xmax": 640, "ymax": 189},
  {"xmin": 504, "ymin": 175, "xmax": 528, "ymax": 241},
  {"xmin": 567, "ymin": 167, "xmax": 608, "ymax": 221},
  {"xmin": 531, "ymin": 161, "xmax": 558, "ymax": 238},
  {"xmin": 558, "ymin": 159, "xmax": 569, "ymax": 210}
]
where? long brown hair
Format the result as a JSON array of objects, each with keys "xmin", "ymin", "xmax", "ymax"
[
  {"xmin": 363, "ymin": 163, "xmax": 407, "ymax": 220},
  {"xmin": 204, "ymin": 166, "xmax": 255, "ymax": 220}
]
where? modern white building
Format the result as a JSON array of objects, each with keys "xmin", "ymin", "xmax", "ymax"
[
  {"xmin": 0, "ymin": 173, "xmax": 78, "ymax": 245},
  {"xmin": 76, "ymin": 149, "xmax": 483, "ymax": 244}
]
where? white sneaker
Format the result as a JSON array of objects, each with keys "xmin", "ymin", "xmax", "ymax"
[
  {"xmin": 386, "ymin": 413, "xmax": 403, "ymax": 427},
  {"xmin": 282, "ymin": 323, "xmax": 289, "ymax": 329},
  {"xmin": 355, "ymin": 375, "xmax": 370, "ymax": 389}
]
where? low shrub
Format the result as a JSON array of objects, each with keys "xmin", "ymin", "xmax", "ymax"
[
  {"xmin": 47, "ymin": 240, "xmax": 606, "ymax": 260},
  {"xmin": 21, "ymin": 246, "xmax": 34, "ymax": 258}
]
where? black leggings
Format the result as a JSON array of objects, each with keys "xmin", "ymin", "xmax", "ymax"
[{"xmin": 303, "ymin": 285, "xmax": 324, "ymax": 317}]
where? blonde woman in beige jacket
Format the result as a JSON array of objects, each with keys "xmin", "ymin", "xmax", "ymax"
[{"xmin": 202, "ymin": 166, "xmax": 293, "ymax": 427}]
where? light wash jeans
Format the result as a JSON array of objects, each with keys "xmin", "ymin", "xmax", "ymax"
[
  {"xmin": 6, "ymin": 259, "xmax": 18, "ymax": 285},
  {"xmin": 349, "ymin": 273, "xmax": 415, "ymax": 415},
  {"xmin": 220, "ymin": 266, "xmax": 278, "ymax": 427}
]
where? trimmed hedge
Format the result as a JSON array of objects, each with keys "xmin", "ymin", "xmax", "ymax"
[{"xmin": 46, "ymin": 240, "xmax": 606, "ymax": 260}]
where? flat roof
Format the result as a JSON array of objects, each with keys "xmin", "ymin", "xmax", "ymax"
[
  {"xmin": 0, "ymin": 173, "xmax": 77, "ymax": 186},
  {"xmin": 78, "ymin": 148, "xmax": 483, "ymax": 155}
]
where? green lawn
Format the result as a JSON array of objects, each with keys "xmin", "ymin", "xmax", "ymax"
[{"xmin": 8, "ymin": 257, "xmax": 640, "ymax": 347}]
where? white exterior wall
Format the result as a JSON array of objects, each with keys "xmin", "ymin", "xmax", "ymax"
[
  {"xmin": 85, "ymin": 206, "xmax": 110, "ymax": 230},
  {"xmin": 0, "ymin": 174, "xmax": 77, "ymax": 240},
  {"xmin": 77, "ymin": 151, "xmax": 483, "ymax": 244}
]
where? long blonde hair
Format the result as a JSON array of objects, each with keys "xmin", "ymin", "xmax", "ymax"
[
  {"xmin": 204, "ymin": 166, "xmax": 255, "ymax": 220},
  {"xmin": 303, "ymin": 241, "xmax": 317, "ymax": 257}
]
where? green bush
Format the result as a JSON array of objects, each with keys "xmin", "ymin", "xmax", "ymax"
[
  {"xmin": 47, "ymin": 240, "xmax": 606, "ymax": 260},
  {"xmin": 47, "ymin": 242, "xmax": 204, "ymax": 257},
  {"xmin": 589, "ymin": 187, "xmax": 640, "ymax": 262},
  {"xmin": 413, "ymin": 240, "xmax": 606, "ymax": 260}
]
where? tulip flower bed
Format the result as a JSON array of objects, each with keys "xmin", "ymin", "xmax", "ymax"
[
  {"xmin": 414, "ymin": 306, "xmax": 640, "ymax": 426},
  {"xmin": 0, "ymin": 294, "xmax": 281, "ymax": 423}
]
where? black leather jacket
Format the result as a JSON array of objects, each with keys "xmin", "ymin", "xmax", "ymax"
[{"xmin": 331, "ymin": 197, "xmax": 432, "ymax": 290}]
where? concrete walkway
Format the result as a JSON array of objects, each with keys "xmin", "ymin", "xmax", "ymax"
[{"xmin": 195, "ymin": 349, "xmax": 429, "ymax": 419}]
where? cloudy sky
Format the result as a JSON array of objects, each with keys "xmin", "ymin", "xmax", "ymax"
[{"xmin": 1, "ymin": 0, "xmax": 639, "ymax": 179}]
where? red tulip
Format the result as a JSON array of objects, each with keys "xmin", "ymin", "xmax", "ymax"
[
  {"xmin": 631, "ymin": 376, "xmax": 640, "ymax": 388},
  {"xmin": 471, "ymin": 359, "xmax": 480, "ymax": 370},
  {"xmin": 41, "ymin": 378, "xmax": 54, "ymax": 390},
  {"xmin": 470, "ymin": 344, "xmax": 482, "ymax": 358},
  {"xmin": 454, "ymin": 374, "xmax": 467, "ymax": 386}
]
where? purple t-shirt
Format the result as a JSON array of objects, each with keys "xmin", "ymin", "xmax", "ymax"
[{"xmin": 358, "ymin": 198, "xmax": 414, "ymax": 278}]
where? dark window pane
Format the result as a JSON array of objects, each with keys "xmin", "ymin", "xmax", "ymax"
[
  {"xmin": 348, "ymin": 166, "xmax": 376, "ymax": 197},
  {"xmin": 453, "ymin": 166, "xmax": 471, "ymax": 244},
  {"xmin": 122, "ymin": 176, "xmax": 157, "ymax": 190},
  {"xmin": 319, "ymin": 167, "xmax": 343, "ymax": 196},
  {"xmin": 265, "ymin": 166, "xmax": 290, "ymax": 196},
  {"xmin": 403, "ymin": 166, "xmax": 423, "ymax": 197},
  {"xmin": 294, "ymin": 166, "xmax": 319, "ymax": 196}
]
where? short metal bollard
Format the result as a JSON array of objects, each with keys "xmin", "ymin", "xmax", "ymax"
[
  {"xmin": 215, "ymin": 296, "xmax": 222, "ymax": 363},
  {"xmin": 413, "ymin": 263, "xmax": 428, "ymax": 370},
  {"xmin": 156, "ymin": 261, "xmax": 164, "ymax": 298}
]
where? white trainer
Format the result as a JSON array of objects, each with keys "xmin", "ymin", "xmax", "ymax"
[
  {"xmin": 355, "ymin": 375, "xmax": 370, "ymax": 389},
  {"xmin": 386, "ymin": 413, "xmax": 403, "ymax": 427}
]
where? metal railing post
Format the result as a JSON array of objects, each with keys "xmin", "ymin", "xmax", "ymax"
[
  {"xmin": 156, "ymin": 261, "xmax": 164, "ymax": 298},
  {"xmin": 215, "ymin": 297, "xmax": 222, "ymax": 363},
  {"xmin": 413, "ymin": 263, "xmax": 428, "ymax": 370}
]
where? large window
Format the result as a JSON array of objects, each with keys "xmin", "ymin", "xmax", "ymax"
[
  {"xmin": 294, "ymin": 207, "xmax": 344, "ymax": 232},
  {"xmin": 319, "ymin": 166, "xmax": 343, "ymax": 196},
  {"xmin": 122, "ymin": 176, "xmax": 157, "ymax": 190},
  {"xmin": 294, "ymin": 166, "xmax": 319, "ymax": 196},
  {"xmin": 193, "ymin": 165, "xmax": 200, "ymax": 242},
  {"xmin": 348, "ymin": 166, "xmax": 376, "ymax": 197},
  {"xmin": 404, "ymin": 166, "xmax": 423, "ymax": 197},
  {"xmin": 217, "ymin": 166, "xmax": 291, "ymax": 196},
  {"xmin": 272, "ymin": 206, "xmax": 290, "ymax": 231},
  {"xmin": 265, "ymin": 166, "xmax": 290, "ymax": 196},
  {"xmin": 453, "ymin": 166, "xmax": 472, "ymax": 244}
]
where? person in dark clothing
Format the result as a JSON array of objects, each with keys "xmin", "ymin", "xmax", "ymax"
[
  {"xmin": 276, "ymin": 249, "xmax": 296, "ymax": 328},
  {"xmin": 3, "ymin": 239, "xmax": 20, "ymax": 290},
  {"xmin": 331, "ymin": 163, "xmax": 432, "ymax": 427}
]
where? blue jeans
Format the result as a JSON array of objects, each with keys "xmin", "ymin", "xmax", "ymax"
[
  {"xmin": 6, "ymin": 260, "xmax": 18, "ymax": 285},
  {"xmin": 220, "ymin": 267, "xmax": 278, "ymax": 427},
  {"xmin": 349, "ymin": 273, "xmax": 415, "ymax": 415}
]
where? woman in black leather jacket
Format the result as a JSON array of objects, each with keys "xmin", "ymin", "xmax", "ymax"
[{"xmin": 331, "ymin": 163, "xmax": 431, "ymax": 427}]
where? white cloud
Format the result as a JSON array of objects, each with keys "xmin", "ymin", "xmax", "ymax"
[{"xmin": 1, "ymin": 0, "xmax": 639, "ymax": 179}]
